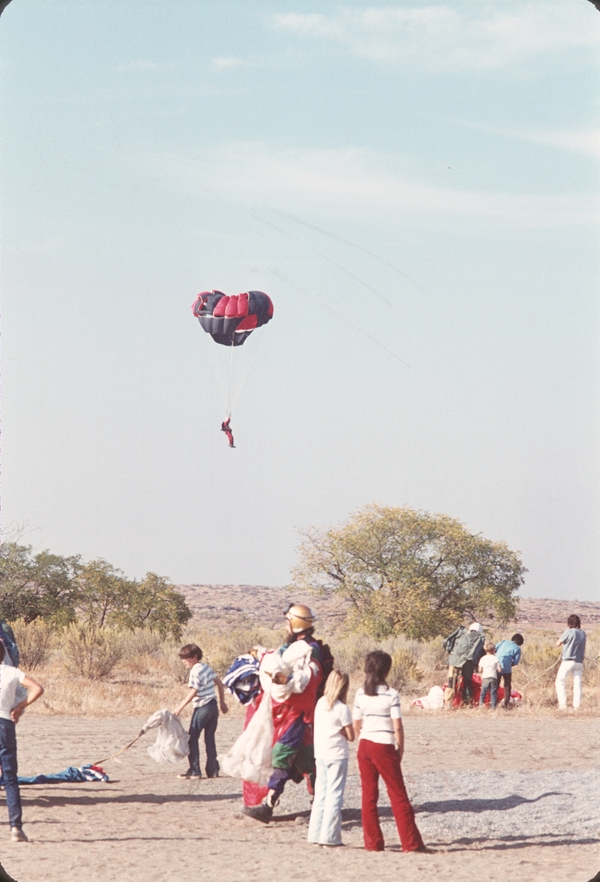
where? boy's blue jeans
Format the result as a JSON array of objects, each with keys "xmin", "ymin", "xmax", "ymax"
[
  {"xmin": 188, "ymin": 699, "xmax": 219, "ymax": 777},
  {"xmin": 0, "ymin": 719, "xmax": 23, "ymax": 828},
  {"xmin": 479, "ymin": 677, "xmax": 498, "ymax": 708}
]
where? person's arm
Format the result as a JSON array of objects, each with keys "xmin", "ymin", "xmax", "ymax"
[
  {"xmin": 215, "ymin": 676, "xmax": 228, "ymax": 714},
  {"xmin": 341, "ymin": 724, "xmax": 355, "ymax": 742},
  {"xmin": 11, "ymin": 675, "xmax": 44, "ymax": 724},
  {"xmin": 352, "ymin": 719, "xmax": 362, "ymax": 740},
  {"xmin": 393, "ymin": 718, "xmax": 404, "ymax": 761},
  {"xmin": 555, "ymin": 638, "xmax": 564, "ymax": 647},
  {"xmin": 172, "ymin": 688, "xmax": 197, "ymax": 717}
]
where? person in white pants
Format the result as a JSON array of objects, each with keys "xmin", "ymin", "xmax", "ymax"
[{"xmin": 555, "ymin": 614, "xmax": 586, "ymax": 710}]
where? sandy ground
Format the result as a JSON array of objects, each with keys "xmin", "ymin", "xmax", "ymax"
[{"xmin": 1, "ymin": 708, "xmax": 598, "ymax": 882}]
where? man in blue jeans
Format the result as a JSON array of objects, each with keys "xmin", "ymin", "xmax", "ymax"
[
  {"xmin": 0, "ymin": 641, "xmax": 44, "ymax": 842},
  {"xmin": 172, "ymin": 644, "xmax": 228, "ymax": 779}
]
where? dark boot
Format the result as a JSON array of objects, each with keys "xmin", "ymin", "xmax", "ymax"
[{"xmin": 242, "ymin": 801, "xmax": 273, "ymax": 823}]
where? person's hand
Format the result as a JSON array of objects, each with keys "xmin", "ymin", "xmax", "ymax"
[
  {"xmin": 221, "ymin": 704, "xmax": 229, "ymax": 714},
  {"xmin": 272, "ymin": 672, "xmax": 289, "ymax": 685},
  {"xmin": 10, "ymin": 703, "xmax": 26, "ymax": 724},
  {"xmin": 172, "ymin": 709, "xmax": 180, "ymax": 717}
]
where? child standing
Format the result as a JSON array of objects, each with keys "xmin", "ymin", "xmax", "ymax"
[
  {"xmin": 495, "ymin": 634, "xmax": 524, "ymax": 709},
  {"xmin": 478, "ymin": 643, "xmax": 500, "ymax": 708},
  {"xmin": 172, "ymin": 643, "xmax": 228, "ymax": 779},
  {"xmin": 353, "ymin": 650, "xmax": 425, "ymax": 853},
  {"xmin": 307, "ymin": 670, "xmax": 354, "ymax": 847}
]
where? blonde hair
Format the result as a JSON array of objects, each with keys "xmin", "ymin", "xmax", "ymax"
[{"xmin": 323, "ymin": 670, "xmax": 349, "ymax": 711}]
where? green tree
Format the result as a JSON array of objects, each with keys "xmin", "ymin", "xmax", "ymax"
[
  {"xmin": 76, "ymin": 559, "xmax": 132, "ymax": 628},
  {"xmin": 290, "ymin": 504, "xmax": 526, "ymax": 640},
  {"xmin": 0, "ymin": 543, "xmax": 81, "ymax": 624},
  {"xmin": 77, "ymin": 561, "xmax": 191, "ymax": 639},
  {"xmin": 109, "ymin": 572, "xmax": 192, "ymax": 640}
]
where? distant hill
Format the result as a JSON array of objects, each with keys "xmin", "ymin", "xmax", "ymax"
[{"xmin": 177, "ymin": 584, "xmax": 600, "ymax": 632}]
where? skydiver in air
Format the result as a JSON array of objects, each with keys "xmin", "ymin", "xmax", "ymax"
[{"xmin": 221, "ymin": 416, "xmax": 235, "ymax": 448}]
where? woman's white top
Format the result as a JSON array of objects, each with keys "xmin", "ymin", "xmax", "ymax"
[
  {"xmin": 352, "ymin": 685, "xmax": 402, "ymax": 745},
  {"xmin": 313, "ymin": 697, "xmax": 352, "ymax": 761},
  {"xmin": 0, "ymin": 664, "xmax": 25, "ymax": 720}
]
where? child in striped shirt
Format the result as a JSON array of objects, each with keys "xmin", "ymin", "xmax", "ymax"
[
  {"xmin": 172, "ymin": 643, "xmax": 228, "ymax": 779},
  {"xmin": 353, "ymin": 650, "xmax": 425, "ymax": 853}
]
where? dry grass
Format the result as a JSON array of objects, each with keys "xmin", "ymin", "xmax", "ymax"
[{"xmin": 12, "ymin": 620, "xmax": 599, "ymax": 718}]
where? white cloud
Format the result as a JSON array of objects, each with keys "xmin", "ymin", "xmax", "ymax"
[
  {"xmin": 211, "ymin": 56, "xmax": 247, "ymax": 72},
  {"xmin": 272, "ymin": 4, "xmax": 600, "ymax": 71},
  {"xmin": 479, "ymin": 125, "xmax": 600, "ymax": 160},
  {"xmin": 139, "ymin": 142, "xmax": 598, "ymax": 228}
]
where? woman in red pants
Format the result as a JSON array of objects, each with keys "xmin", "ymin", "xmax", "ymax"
[{"xmin": 352, "ymin": 650, "xmax": 425, "ymax": 853}]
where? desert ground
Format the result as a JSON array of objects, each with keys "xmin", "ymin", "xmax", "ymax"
[{"xmin": 1, "ymin": 706, "xmax": 598, "ymax": 882}]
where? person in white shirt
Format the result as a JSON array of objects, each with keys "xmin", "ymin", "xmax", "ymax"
[
  {"xmin": 478, "ymin": 643, "xmax": 500, "ymax": 708},
  {"xmin": 307, "ymin": 670, "xmax": 354, "ymax": 847},
  {"xmin": 0, "ymin": 642, "xmax": 44, "ymax": 842},
  {"xmin": 352, "ymin": 650, "xmax": 425, "ymax": 853}
]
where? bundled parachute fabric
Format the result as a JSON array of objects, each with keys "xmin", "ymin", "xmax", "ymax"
[
  {"xmin": 410, "ymin": 686, "xmax": 445, "ymax": 710},
  {"xmin": 222, "ymin": 654, "xmax": 261, "ymax": 705},
  {"xmin": 219, "ymin": 680, "xmax": 274, "ymax": 787},
  {"xmin": 411, "ymin": 675, "xmax": 522, "ymax": 709},
  {"xmin": 142, "ymin": 709, "xmax": 189, "ymax": 764},
  {"xmin": 192, "ymin": 290, "xmax": 274, "ymax": 347},
  {"xmin": 1, "ymin": 764, "xmax": 109, "ymax": 786}
]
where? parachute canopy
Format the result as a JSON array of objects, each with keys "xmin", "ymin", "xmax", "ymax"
[{"xmin": 192, "ymin": 290, "xmax": 274, "ymax": 346}]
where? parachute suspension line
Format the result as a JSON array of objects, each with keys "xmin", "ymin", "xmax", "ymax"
[
  {"xmin": 226, "ymin": 337, "xmax": 236, "ymax": 416},
  {"xmin": 268, "ymin": 267, "xmax": 411, "ymax": 369},
  {"xmin": 229, "ymin": 331, "xmax": 265, "ymax": 415},
  {"xmin": 204, "ymin": 340, "xmax": 229, "ymax": 414}
]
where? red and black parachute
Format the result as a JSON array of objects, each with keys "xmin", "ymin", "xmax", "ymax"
[{"xmin": 191, "ymin": 290, "xmax": 274, "ymax": 346}]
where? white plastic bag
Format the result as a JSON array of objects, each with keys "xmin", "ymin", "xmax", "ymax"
[{"xmin": 141, "ymin": 709, "xmax": 189, "ymax": 764}]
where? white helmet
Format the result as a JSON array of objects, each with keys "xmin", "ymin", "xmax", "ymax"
[{"xmin": 469, "ymin": 622, "xmax": 484, "ymax": 634}]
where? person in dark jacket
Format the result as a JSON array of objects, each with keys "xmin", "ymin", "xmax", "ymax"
[{"xmin": 444, "ymin": 623, "xmax": 485, "ymax": 705}]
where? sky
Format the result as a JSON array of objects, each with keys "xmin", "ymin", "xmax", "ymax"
[{"xmin": 1, "ymin": 0, "xmax": 599, "ymax": 600}]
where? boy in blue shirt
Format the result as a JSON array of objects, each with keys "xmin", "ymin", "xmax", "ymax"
[{"xmin": 495, "ymin": 634, "xmax": 524, "ymax": 709}]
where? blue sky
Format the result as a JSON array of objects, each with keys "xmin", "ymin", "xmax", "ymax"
[{"xmin": 1, "ymin": 1, "xmax": 599, "ymax": 600}]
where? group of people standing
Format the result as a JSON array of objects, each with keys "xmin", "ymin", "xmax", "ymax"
[
  {"xmin": 443, "ymin": 622, "xmax": 524, "ymax": 709},
  {"xmin": 0, "ymin": 606, "xmax": 590, "ymax": 858},
  {"xmin": 181, "ymin": 604, "xmax": 590, "ymax": 852},
  {"xmin": 219, "ymin": 604, "xmax": 426, "ymax": 851}
]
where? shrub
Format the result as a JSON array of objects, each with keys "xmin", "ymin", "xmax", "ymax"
[
  {"xmin": 180, "ymin": 626, "xmax": 284, "ymax": 677},
  {"xmin": 61, "ymin": 624, "xmax": 124, "ymax": 680},
  {"xmin": 10, "ymin": 618, "xmax": 55, "ymax": 669},
  {"xmin": 389, "ymin": 647, "xmax": 423, "ymax": 690}
]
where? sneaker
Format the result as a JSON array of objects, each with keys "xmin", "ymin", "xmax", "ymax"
[
  {"xmin": 11, "ymin": 827, "xmax": 28, "ymax": 842},
  {"xmin": 242, "ymin": 801, "xmax": 273, "ymax": 823},
  {"xmin": 177, "ymin": 771, "xmax": 201, "ymax": 780}
]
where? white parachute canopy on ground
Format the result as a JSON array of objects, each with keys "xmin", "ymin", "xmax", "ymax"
[{"xmin": 141, "ymin": 709, "xmax": 189, "ymax": 764}]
